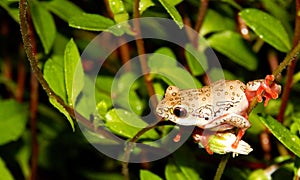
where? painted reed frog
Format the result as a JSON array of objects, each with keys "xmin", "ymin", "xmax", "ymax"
[{"xmin": 156, "ymin": 75, "xmax": 281, "ymax": 154}]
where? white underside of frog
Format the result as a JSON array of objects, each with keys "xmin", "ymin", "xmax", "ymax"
[{"xmin": 156, "ymin": 75, "xmax": 281, "ymax": 155}]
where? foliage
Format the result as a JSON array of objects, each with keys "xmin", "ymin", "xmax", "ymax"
[{"xmin": 1, "ymin": 0, "xmax": 300, "ymax": 179}]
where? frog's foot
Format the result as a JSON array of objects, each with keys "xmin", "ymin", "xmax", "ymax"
[
  {"xmin": 246, "ymin": 75, "xmax": 281, "ymax": 106},
  {"xmin": 173, "ymin": 126, "xmax": 183, "ymax": 142},
  {"xmin": 173, "ymin": 132, "xmax": 181, "ymax": 142}
]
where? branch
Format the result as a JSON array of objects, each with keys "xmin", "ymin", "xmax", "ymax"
[
  {"xmin": 277, "ymin": 0, "xmax": 300, "ymax": 123},
  {"xmin": 19, "ymin": 0, "xmax": 123, "ymax": 148}
]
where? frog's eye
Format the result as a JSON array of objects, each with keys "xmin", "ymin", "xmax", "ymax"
[{"xmin": 173, "ymin": 107, "xmax": 187, "ymax": 118}]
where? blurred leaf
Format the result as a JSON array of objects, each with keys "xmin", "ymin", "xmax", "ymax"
[
  {"xmin": 158, "ymin": 0, "xmax": 183, "ymax": 28},
  {"xmin": 248, "ymin": 169, "xmax": 270, "ymax": 180},
  {"xmin": 151, "ymin": 67, "xmax": 201, "ymax": 89},
  {"xmin": 239, "ymin": 8, "xmax": 291, "ymax": 52},
  {"xmin": 49, "ymin": 96, "xmax": 74, "ymax": 131},
  {"xmin": 258, "ymin": 115, "xmax": 300, "ymax": 157},
  {"xmin": 208, "ymin": 31, "xmax": 257, "ymax": 71},
  {"xmin": 0, "ymin": 99, "xmax": 28, "ymax": 145},
  {"xmin": 64, "ymin": 39, "xmax": 84, "ymax": 106},
  {"xmin": 148, "ymin": 47, "xmax": 177, "ymax": 68},
  {"xmin": 185, "ymin": 43, "xmax": 208, "ymax": 76},
  {"xmin": 140, "ymin": 170, "xmax": 163, "ymax": 180},
  {"xmin": 167, "ymin": 0, "xmax": 183, "ymax": 6},
  {"xmin": 148, "ymin": 48, "xmax": 201, "ymax": 88},
  {"xmin": 15, "ymin": 132, "xmax": 30, "ymax": 178},
  {"xmin": 173, "ymin": 150, "xmax": 201, "ymax": 180},
  {"xmin": 44, "ymin": 55, "xmax": 67, "ymax": 102},
  {"xmin": 42, "ymin": 0, "xmax": 84, "ymax": 22},
  {"xmin": 112, "ymin": 72, "xmax": 144, "ymax": 115},
  {"xmin": 165, "ymin": 159, "xmax": 200, "ymax": 180},
  {"xmin": 105, "ymin": 109, "xmax": 159, "ymax": 139},
  {"xmin": 208, "ymin": 68, "xmax": 235, "ymax": 81},
  {"xmin": 220, "ymin": 0, "xmax": 242, "ymax": 10},
  {"xmin": 139, "ymin": 0, "xmax": 155, "ymax": 14},
  {"xmin": 0, "ymin": 157, "xmax": 13, "ymax": 180},
  {"xmin": 69, "ymin": 13, "xmax": 124, "ymax": 36},
  {"xmin": 201, "ymin": 9, "xmax": 235, "ymax": 36},
  {"xmin": 29, "ymin": 0, "xmax": 56, "ymax": 54},
  {"xmin": 0, "ymin": 0, "xmax": 19, "ymax": 22}
]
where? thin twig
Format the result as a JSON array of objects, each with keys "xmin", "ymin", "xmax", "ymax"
[
  {"xmin": 16, "ymin": 48, "xmax": 26, "ymax": 102},
  {"xmin": 19, "ymin": 0, "xmax": 124, "ymax": 148},
  {"xmin": 132, "ymin": 0, "xmax": 158, "ymax": 107},
  {"xmin": 194, "ymin": 0, "xmax": 209, "ymax": 34},
  {"xmin": 29, "ymin": 73, "xmax": 38, "ymax": 180},
  {"xmin": 121, "ymin": 1, "xmax": 160, "ymax": 178},
  {"xmin": 103, "ymin": 0, "xmax": 131, "ymax": 72}
]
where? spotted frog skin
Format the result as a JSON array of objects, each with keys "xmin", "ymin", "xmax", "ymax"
[{"xmin": 156, "ymin": 75, "xmax": 281, "ymax": 154}]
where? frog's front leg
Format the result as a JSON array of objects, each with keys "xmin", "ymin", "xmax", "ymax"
[
  {"xmin": 202, "ymin": 113, "xmax": 251, "ymax": 149},
  {"xmin": 246, "ymin": 75, "xmax": 281, "ymax": 106}
]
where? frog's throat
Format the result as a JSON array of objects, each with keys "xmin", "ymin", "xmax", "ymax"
[{"xmin": 172, "ymin": 118, "xmax": 208, "ymax": 126}]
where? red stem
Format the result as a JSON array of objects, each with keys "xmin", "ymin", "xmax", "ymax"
[{"xmin": 29, "ymin": 73, "xmax": 39, "ymax": 180}]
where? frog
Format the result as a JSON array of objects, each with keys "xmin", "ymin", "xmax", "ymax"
[{"xmin": 156, "ymin": 75, "xmax": 281, "ymax": 154}]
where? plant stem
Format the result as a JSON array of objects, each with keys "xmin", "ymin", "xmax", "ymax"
[
  {"xmin": 194, "ymin": 0, "xmax": 209, "ymax": 34},
  {"xmin": 19, "ymin": 0, "xmax": 123, "ymax": 148},
  {"xmin": 132, "ymin": 0, "xmax": 158, "ymax": 108},
  {"xmin": 277, "ymin": 0, "xmax": 300, "ymax": 123},
  {"xmin": 214, "ymin": 154, "xmax": 230, "ymax": 180},
  {"xmin": 29, "ymin": 73, "xmax": 38, "ymax": 180}
]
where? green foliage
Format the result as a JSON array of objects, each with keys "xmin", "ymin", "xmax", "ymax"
[
  {"xmin": 29, "ymin": 0, "xmax": 56, "ymax": 54},
  {"xmin": 0, "ymin": 157, "xmax": 14, "ymax": 180},
  {"xmin": 239, "ymin": 8, "xmax": 291, "ymax": 52},
  {"xmin": 259, "ymin": 115, "xmax": 300, "ymax": 157},
  {"xmin": 208, "ymin": 31, "xmax": 257, "ymax": 71},
  {"xmin": 1, "ymin": 0, "xmax": 300, "ymax": 179},
  {"xmin": 0, "ymin": 100, "xmax": 28, "ymax": 145}
]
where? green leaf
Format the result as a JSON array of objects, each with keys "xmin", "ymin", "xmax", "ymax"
[
  {"xmin": 172, "ymin": 149, "xmax": 201, "ymax": 180},
  {"xmin": 148, "ymin": 47, "xmax": 177, "ymax": 68},
  {"xmin": 49, "ymin": 96, "xmax": 74, "ymax": 131},
  {"xmin": 148, "ymin": 48, "xmax": 201, "ymax": 89},
  {"xmin": 151, "ymin": 67, "xmax": 201, "ymax": 89},
  {"xmin": 165, "ymin": 159, "xmax": 200, "ymax": 180},
  {"xmin": 157, "ymin": 0, "xmax": 183, "ymax": 28},
  {"xmin": 0, "ymin": 99, "xmax": 28, "ymax": 145},
  {"xmin": 42, "ymin": 0, "xmax": 84, "ymax": 22},
  {"xmin": 64, "ymin": 39, "xmax": 84, "ymax": 106},
  {"xmin": 29, "ymin": 0, "xmax": 56, "ymax": 54},
  {"xmin": 44, "ymin": 55, "xmax": 67, "ymax": 102},
  {"xmin": 201, "ymin": 9, "xmax": 236, "ymax": 36},
  {"xmin": 105, "ymin": 109, "xmax": 159, "ymax": 139},
  {"xmin": 208, "ymin": 31, "xmax": 257, "ymax": 71},
  {"xmin": 0, "ymin": 157, "xmax": 13, "ymax": 180},
  {"xmin": 139, "ymin": 0, "xmax": 155, "ymax": 14},
  {"xmin": 239, "ymin": 8, "xmax": 291, "ymax": 52},
  {"xmin": 185, "ymin": 43, "xmax": 208, "ymax": 76},
  {"xmin": 258, "ymin": 115, "xmax": 300, "ymax": 157},
  {"xmin": 248, "ymin": 169, "xmax": 270, "ymax": 180},
  {"xmin": 112, "ymin": 73, "xmax": 144, "ymax": 115},
  {"xmin": 69, "ymin": 13, "xmax": 124, "ymax": 36},
  {"xmin": 140, "ymin": 170, "xmax": 163, "ymax": 180}
]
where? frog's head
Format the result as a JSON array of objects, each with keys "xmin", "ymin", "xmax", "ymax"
[{"xmin": 156, "ymin": 86, "xmax": 212, "ymax": 126}]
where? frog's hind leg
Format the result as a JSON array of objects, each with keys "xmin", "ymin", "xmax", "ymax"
[
  {"xmin": 193, "ymin": 128, "xmax": 215, "ymax": 154},
  {"xmin": 231, "ymin": 128, "xmax": 247, "ymax": 149},
  {"xmin": 208, "ymin": 113, "xmax": 251, "ymax": 149}
]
